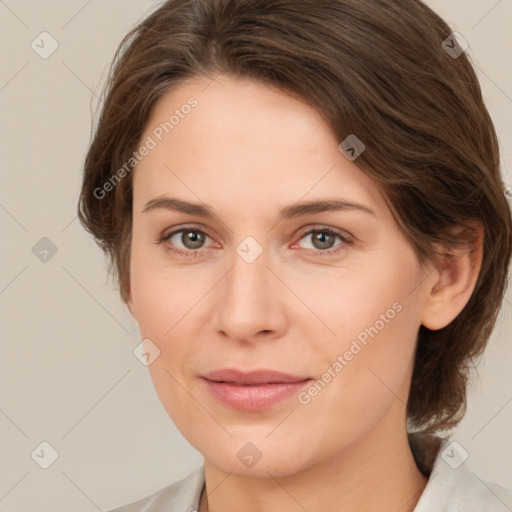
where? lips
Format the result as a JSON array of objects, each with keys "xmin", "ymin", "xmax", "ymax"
[
  {"xmin": 200, "ymin": 368, "xmax": 313, "ymax": 411},
  {"xmin": 201, "ymin": 368, "xmax": 310, "ymax": 385}
]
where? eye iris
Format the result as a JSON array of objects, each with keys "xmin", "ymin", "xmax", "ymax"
[
  {"xmin": 312, "ymin": 231, "xmax": 335, "ymax": 250},
  {"xmin": 183, "ymin": 231, "xmax": 205, "ymax": 249}
]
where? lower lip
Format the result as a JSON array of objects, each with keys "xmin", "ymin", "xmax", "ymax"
[{"xmin": 201, "ymin": 378, "xmax": 312, "ymax": 411}]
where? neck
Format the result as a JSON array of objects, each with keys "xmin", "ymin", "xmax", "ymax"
[{"xmin": 199, "ymin": 414, "xmax": 430, "ymax": 512}]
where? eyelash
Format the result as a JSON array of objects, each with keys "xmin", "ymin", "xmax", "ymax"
[{"xmin": 156, "ymin": 224, "xmax": 353, "ymax": 258}]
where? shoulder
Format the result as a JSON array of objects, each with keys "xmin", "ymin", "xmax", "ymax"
[
  {"xmin": 411, "ymin": 435, "xmax": 512, "ymax": 512},
  {"xmin": 105, "ymin": 466, "xmax": 205, "ymax": 512}
]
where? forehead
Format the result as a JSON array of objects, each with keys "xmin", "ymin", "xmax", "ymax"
[
  {"xmin": 132, "ymin": 74, "xmax": 386, "ymax": 217},
  {"xmin": 144, "ymin": 74, "xmax": 336, "ymax": 155}
]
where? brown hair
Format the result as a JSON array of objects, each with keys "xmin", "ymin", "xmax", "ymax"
[{"xmin": 77, "ymin": 0, "xmax": 512, "ymax": 434}]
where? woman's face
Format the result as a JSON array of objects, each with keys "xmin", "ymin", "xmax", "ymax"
[{"xmin": 127, "ymin": 74, "xmax": 437, "ymax": 476}]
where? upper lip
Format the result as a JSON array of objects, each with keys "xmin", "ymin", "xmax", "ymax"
[{"xmin": 201, "ymin": 368, "xmax": 311, "ymax": 385}]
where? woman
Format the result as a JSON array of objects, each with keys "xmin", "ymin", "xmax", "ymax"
[{"xmin": 78, "ymin": 0, "xmax": 512, "ymax": 510}]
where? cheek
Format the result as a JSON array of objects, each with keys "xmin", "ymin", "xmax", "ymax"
[
  {"xmin": 294, "ymin": 293, "xmax": 420, "ymax": 456},
  {"xmin": 311, "ymin": 250, "xmax": 423, "ymax": 402},
  {"xmin": 312, "ymin": 248, "xmax": 421, "ymax": 347},
  {"xmin": 129, "ymin": 235, "xmax": 207, "ymax": 336},
  {"xmin": 129, "ymin": 255, "xmax": 206, "ymax": 432},
  {"xmin": 129, "ymin": 244, "xmax": 213, "ymax": 391}
]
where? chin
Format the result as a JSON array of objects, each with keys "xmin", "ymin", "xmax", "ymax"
[{"xmin": 200, "ymin": 436, "xmax": 314, "ymax": 478}]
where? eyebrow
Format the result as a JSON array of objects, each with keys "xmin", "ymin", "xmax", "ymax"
[{"xmin": 141, "ymin": 196, "xmax": 376, "ymax": 219}]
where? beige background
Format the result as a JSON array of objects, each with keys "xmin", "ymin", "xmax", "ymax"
[{"xmin": 0, "ymin": 1, "xmax": 511, "ymax": 511}]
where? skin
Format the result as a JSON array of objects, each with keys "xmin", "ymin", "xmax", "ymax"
[{"xmin": 126, "ymin": 74, "xmax": 482, "ymax": 512}]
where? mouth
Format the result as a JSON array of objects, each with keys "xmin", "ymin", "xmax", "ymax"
[
  {"xmin": 200, "ymin": 368, "xmax": 312, "ymax": 411},
  {"xmin": 201, "ymin": 368, "xmax": 311, "ymax": 385}
]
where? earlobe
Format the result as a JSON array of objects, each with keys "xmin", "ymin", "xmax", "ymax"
[{"xmin": 421, "ymin": 221, "xmax": 484, "ymax": 331}]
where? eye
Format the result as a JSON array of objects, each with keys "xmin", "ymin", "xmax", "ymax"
[
  {"xmin": 157, "ymin": 226, "xmax": 216, "ymax": 257},
  {"xmin": 293, "ymin": 226, "xmax": 353, "ymax": 256},
  {"xmin": 156, "ymin": 225, "xmax": 353, "ymax": 258}
]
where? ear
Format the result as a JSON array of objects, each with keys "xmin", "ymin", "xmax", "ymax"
[{"xmin": 421, "ymin": 221, "xmax": 484, "ymax": 330}]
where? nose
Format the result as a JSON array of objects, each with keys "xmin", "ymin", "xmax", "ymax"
[{"xmin": 213, "ymin": 243, "xmax": 287, "ymax": 343}]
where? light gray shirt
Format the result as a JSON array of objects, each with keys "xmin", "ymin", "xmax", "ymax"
[{"xmin": 106, "ymin": 434, "xmax": 512, "ymax": 511}]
